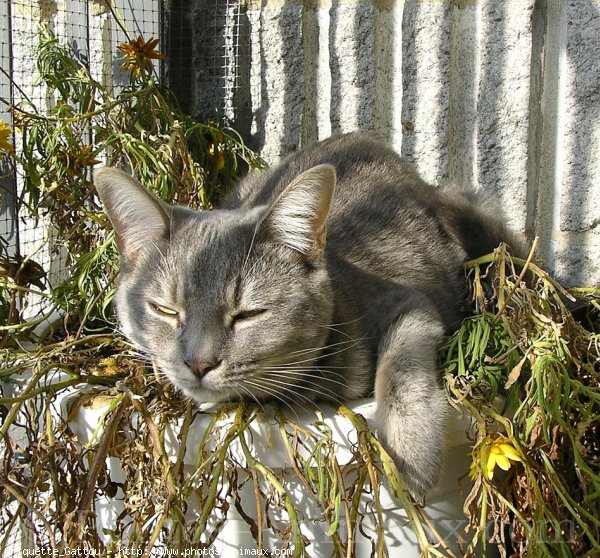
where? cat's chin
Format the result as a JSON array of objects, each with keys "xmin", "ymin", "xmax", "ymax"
[{"xmin": 170, "ymin": 375, "xmax": 235, "ymax": 405}]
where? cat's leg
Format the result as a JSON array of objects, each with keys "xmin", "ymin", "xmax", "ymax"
[{"xmin": 374, "ymin": 301, "xmax": 449, "ymax": 503}]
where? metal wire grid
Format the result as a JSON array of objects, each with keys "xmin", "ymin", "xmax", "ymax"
[
  {"xmin": 1, "ymin": 0, "xmax": 250, "ymax": 298},
  {"xmin": 166, "ymin": 0, "xmax": 248, "ymax": 124},
  {"xmin": 0, "ymin": 1, "xmax": 17, "ymax": 262},
  {"xmin": 0, "ymin": 0, "xmax": 163, "ymax": 319}
]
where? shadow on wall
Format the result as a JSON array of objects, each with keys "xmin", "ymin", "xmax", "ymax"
[
  {"xmin": 165, "ymin": 0, "xmax": 600, "ymax": 286},
  {"xmin": 165, "ymin": 0, "xmax": 196, "ymax": 116},
  {"xmin": 166, "ymin": 0, "xmax": 254, "ymax": 140}
]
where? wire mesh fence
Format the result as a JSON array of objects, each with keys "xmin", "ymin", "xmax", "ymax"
[
  {"xmin": 0, "ymin": 0, "xmax": 164, "ymax": 321},
  {"xmin": 165, "ymin": 0, "xmax": 251, "ymax": 132},
  {"xmin": 1, "ymin": 0, "xmax": 250, "ymax": 315}
]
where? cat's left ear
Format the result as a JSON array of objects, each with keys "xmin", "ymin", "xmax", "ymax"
[{"xmin": 262, "ymin": 164, "xmax": 336, "ymax": 257}]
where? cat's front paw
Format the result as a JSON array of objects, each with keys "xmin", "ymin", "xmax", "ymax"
[
  {"xmin": 378, "ymin": 428, "xmax": 443, "ymax": 504},
  {"xmin": 375, "ymin": 385, "xmax": 448, "ymax": 504},
  {"xmin": 373, "ymin": 302, "xmax": 449, "ymax": 503}
]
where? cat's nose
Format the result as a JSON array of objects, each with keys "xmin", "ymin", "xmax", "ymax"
[{"xmin": 185, "ymin": 359, "xmax": 222, "ymax": 380}]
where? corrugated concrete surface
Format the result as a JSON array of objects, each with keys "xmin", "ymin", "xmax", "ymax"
[{"xmin": 188, "ymin": 0, "xmax": 600, "ymax": 287}]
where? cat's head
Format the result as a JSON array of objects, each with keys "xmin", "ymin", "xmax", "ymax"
[{"xmin": 94, "ymin": 165, "xmax": 336, "ymax": 405}]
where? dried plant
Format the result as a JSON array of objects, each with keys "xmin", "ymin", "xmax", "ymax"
[{"xmin": 443, "ymin": 242, "xmax": 600, "ymax": 557}]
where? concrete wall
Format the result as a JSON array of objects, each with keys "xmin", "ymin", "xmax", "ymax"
[{"xmin": 185, "ymin": 0, "xmax": 600, "ymax": 287}]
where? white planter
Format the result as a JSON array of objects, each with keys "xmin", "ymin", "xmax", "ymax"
[{"xmin": 66, "ymin": 397, "xmax": 472, "ymax": 557}]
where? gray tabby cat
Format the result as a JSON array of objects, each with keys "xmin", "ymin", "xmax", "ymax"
[{"xmin": 94, "ymin": 133, "xmax": 521, "ymax": 501}]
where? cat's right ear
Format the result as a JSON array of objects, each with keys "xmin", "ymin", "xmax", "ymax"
[{"xmin": 93, "ymin": 168, "xmax": 170, "ymax": 263}]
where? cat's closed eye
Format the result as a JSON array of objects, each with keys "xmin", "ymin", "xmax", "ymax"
[
  {"xmin": 148, "ymin": 301, "xmax": 179, "ymax": 319},
  {"xmin": 231, "ymin": 308, "xmax": 268, "ymax": 326}
]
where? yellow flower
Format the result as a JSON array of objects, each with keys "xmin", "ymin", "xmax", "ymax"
[
  {"xmin": 117, "ymin": 36, "xmax": 164, "ymax": 76},
  {"xmin": 0, "ymin": 119, "xmax": 13, "ymax": 152},
  {"xmin": 10, "ymin": 108, "xmax": 32, "ymax": 131},
  {"xmin": 208, "ymin": 144, "xmax": 225, "ymax": 171},
  {"xmin": 469, "ymin": 435, "xmax": 523, "ymax": 481}
]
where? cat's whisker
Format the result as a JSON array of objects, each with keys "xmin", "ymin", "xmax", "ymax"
[
  {"xmin": 287, "ymin": 337, "xmax": 359, "ymax": 356},
  {"xmin": 254, "ymin": 374, "xmax": 332, "ymax": 402},
  {"xmin": 264, "ymin": 364, "xmax": 352, "ymax": 369},
  {"xmin": 317, "ymin": 314, "xmax": 368, "ymax": 340},
  {"xmin": 261, "ymin": 374, "xmax": 345, "ymax": 405},
  {"xmin": 259, "ymin": 337, "xmax": 369, "ymax": 368},
  {"xmin": 150, "ymin": 241, "xmax": 177, "ymax": 285},
  {"xmin": 112, "ymin": 331, "xmax": 166, "ymax": 372},
  {"xmin": 241, "ymin": 378, "xmax": 300, "ymax": 419},
  {"xmin": 262, "ymin": 369, "xmax": 349, "ymax": 390},
  {"xmin": 251, "ymin": 339, "xmax": 363, "ymax": 373},
  {"xmin": 260, "ymin": 365, "xmax": 349, "ymax": 380},
  {"xmin": 237, "ymin": 383, "xmax": 267, "ymax": 414},
  {"xmin": 155, "ymin": 240, "xmax": 177, "ymax": 275},
  {"xmin": 150, "ymin": 240, "xmax": 166, "ymax": 264},
  {"xmin": 242, "ymin": 221, "xmax": 261, "ymax": 274},
  {"xmin": 242, "ymin": 248, "xmax": 270, "ymax": 279},
  {"xmin": 319, "ymin": 314, "xmax": 367, "ymax": 329},
  {"xmin": 120, "ymin": 345, "xmax": 151, "ymax": 359},
  {"xmin": 243, "ymin": 374, "xmax": 301, "ymax": 401},
  {"xmin": 291, "ymin": 336, "xmax": 370, "ymax": 358},
  {"xmin": 113, "ymin": 330, "xmax": 138, "ymax": 346},
  {"xmin": 260, "ymin": 366, "xmax": 349, "ymax": 383},
  {"xmin": 129, "ymin": 355, "xmax": 156, "ymax": 369},
  {"xmin": 114, "ymin": 330, "xmax": 153, "ymax": 354},
  {"xmin": 269, "ymin": 373, "xmax": 346, "ymax": 403}
]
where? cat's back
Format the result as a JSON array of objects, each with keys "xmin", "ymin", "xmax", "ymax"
[
  {"xmin": 224, "ymin": 132, "xmax": 503, "ymax": 260},
  {"xmin": 223, "ymin": 133, "xmax": 430, "ymax": 215}
]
